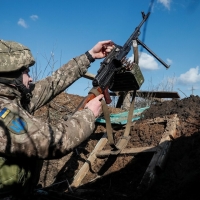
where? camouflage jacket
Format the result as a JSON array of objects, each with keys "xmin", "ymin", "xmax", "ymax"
[{"xmin": 0, "ymin": 54, "xmax": 96, "ymax": 159}]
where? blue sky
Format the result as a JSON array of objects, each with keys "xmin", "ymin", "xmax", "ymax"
[{"xmin": 1, "ymin": 0, "xmax": 200, "ymax": 98}]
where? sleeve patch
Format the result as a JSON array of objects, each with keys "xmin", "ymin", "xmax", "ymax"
[{"xmin": 8, "ymin": 117, "xmax": 28, "ymax": 135}]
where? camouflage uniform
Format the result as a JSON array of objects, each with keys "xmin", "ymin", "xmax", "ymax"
[{"xmin": 0, "ymin": 54, "xmax": 95, "ymax": 197}]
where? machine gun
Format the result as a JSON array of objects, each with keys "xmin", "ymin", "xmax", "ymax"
[{"xmin": 75, "ymin": 11, "xmax": 170, "ymax": 111}]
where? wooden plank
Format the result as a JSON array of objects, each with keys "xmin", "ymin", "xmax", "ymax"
[
  {"xmin": 96, "ymin": 146, "xmax": 157, "ymax": 158},
  {"xmin": 83, "ymin": 72, "xmax": 95, "ymax": 80},
  {"xmin": 138, "ymin": 114, "xmax": 179, "ymax": 191},
  {"xmin": 136, "ymin": 91, "xmax": 180, "ymax": 98},
  {"xmin": 70, "ymin": 133, "xmax": 108, "ymax": 188},
  {"xmin": 109, "ymin": 91, "xmax": 180, "ymax": 98}
]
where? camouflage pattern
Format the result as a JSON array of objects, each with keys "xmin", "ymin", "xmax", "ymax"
[
  {"xmin": 0, "ymin": 53, "xmax": 95, "ymax": 196},
  {"xmin": 0, "ymin": 53, "xmax": 95, "ymax": 158},
  {"xmin": 0, "ymin": 40, "xmax": 35, "ymax": 72}
]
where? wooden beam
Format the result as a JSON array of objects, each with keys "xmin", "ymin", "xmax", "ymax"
[
  {"xmin": 70, "ymin": 133, "xmax": 108, "ymax": 188},
  {"xmin": 136, "ymin": 91, "xmax": 180, "ymax": 98},
  {"xmin": 83, "ymin": 72, "xmax": 95, "ymax": 80},
  {"xmin": 96, "ymin": 146, "xmax": 157, "ymax": 158},
  {"xmin": 109, "ymin": 91, "xmax": 180, "ymax": 99},
  {"xmin": 138, "ymin": 114, "xmax": 179, "ymax": 191}
]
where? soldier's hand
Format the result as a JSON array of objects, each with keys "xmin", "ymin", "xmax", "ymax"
[
  {"xmin": 84, "ymin": 94, "xmax": 103, "ymax": 118},
  {"xmin": 89, "ymin": 40, "xmax": 115, "ymax": 59}
]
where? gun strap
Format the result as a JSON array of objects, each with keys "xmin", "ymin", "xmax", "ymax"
[
  {"xmin": 88, "ymin": 88, "xmax": 115, "ymax": 147},
  {"xmin": 109, "ymin": 90, "xmax": 136, "ymax": 155},
  {"xmin": 90, "ymin": 88, "xmax": 136, "ymax": 151},
  {"xmin": 101, "ymin": 100, "xmax": 115, "ymax": 147}
]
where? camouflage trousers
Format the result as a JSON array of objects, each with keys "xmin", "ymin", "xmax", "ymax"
[{"xmin": 0, "ymin": 157, "xmax": 43, "ymax": 199}]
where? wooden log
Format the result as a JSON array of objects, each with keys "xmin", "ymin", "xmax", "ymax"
[
  {"xmin": 109, "ymin": 91, "xmax": 180, "ymax": 99},
  {"xmin": 82, "ymin": 72, "xmax": 95, "ymax": 80},
  {"xmin": 70, "ymin": 133, "xmax": 108, "ymax": 188},
  {"xmin": 138, "ymin": 114, "xmax": 179, "ymax": 191},
  {"xmin": 96, "ymin": 146, "xmax": 157, "ymax": 158}
]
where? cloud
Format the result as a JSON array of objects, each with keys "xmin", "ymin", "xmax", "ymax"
[
  {"xmin": 139, "ymin": 52, "xmax": 159, "ymax": 70},
  {"xmin": 129, "ymin": 52, "xmax": 159, "ymax": 70},
  {"xmin": 178, "ymin": 66, "xmax": 200, "ymax": 84},
  {"xmin": 17, "ymin": 18, "xmax": 28, "ymax": 28},
  {"xmin": 157, "ymin": 0, "xmax": 171, "ymax": 10},
  {"xmin": 167, "ymin": 58, "xmax": 173, "ymax": 65},
  {"xmin": 30, "ymin": 15, "xmax": 39, "ymax": 21}
]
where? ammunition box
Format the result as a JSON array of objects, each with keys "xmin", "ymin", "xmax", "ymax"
[{"xmin": 109, "ymin": 64, "xmax": 144, "ymax": 91}]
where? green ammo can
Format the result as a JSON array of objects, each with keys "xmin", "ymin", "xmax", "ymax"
[{"xmin": 109, "ymin": 63, "xmax": 144, "ymax": 91}]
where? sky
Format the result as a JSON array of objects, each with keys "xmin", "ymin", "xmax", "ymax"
[{"xmin": 1, "ymin": 0, "xmax": 200, "ymax": 99}]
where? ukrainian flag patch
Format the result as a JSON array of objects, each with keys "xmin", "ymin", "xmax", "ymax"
[{"xmin": 0, "ymin": 107, "xmax": 10, "ymax": 119}]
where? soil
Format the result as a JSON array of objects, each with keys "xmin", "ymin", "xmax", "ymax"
[{"xmin": 33, "ymin": 93, "xmax": 200, "ymax": 200}]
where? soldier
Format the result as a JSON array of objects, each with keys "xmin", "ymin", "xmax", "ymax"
[{"xmin": 0, "ymin": 39, "xmax": 114, "ymax": 199}]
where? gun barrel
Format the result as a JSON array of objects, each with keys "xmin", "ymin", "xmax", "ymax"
[
  {"xmin": 125, "ymin": 13, "xmax": 150, "ymax": 47},
  {"xmin": 117, "ymin": 12, "xmax": 150, "ymax": 61}
]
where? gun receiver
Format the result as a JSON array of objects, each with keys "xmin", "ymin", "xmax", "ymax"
[{"xmin": 75, "ymin": 11, "xmax": 170, "ymax": 111}]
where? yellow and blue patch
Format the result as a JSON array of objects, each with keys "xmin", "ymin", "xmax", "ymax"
[{"xmin": 0, "ymin": 107, "xmax": 10, "ymax": 119}]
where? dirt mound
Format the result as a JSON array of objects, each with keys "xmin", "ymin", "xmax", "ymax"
[{"xmin": 34, "ymin": 93, "xmax": 200, "ymax": 200}]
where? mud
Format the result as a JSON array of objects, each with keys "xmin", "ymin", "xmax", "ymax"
[{"xmin": 34, "ymin": 93, "xmax": 200, "ymax": 200}]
